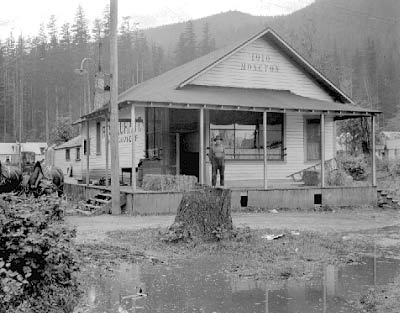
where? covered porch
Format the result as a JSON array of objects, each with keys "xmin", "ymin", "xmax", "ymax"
[{"xmin": 81, "ymin": 92, "xmax": 379, "ymax": 191}]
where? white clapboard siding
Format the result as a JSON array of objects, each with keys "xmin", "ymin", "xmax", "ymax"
[
  {"xmin": 192, "ymin": 37, "xmax": 333, "ymax": 102},
  {"xmin": 206, "ymin": 113, "xmax": 336, "ymax": 182},
  {"xmin": 84, "ymin": 106, "xmax": 146, "ymax": 179},
  {"xmin": 54, "ymin": 148, "xmax": 83, "ymax": 179}
]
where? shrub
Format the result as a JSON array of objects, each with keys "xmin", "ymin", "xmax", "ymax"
[
  {"xmin": 337, "ymin": 154, "xmax": 369, "ymax": 181},
  {"xmin": 326, "ymin": 168, "xmax": 353, "ymax": 186},
  {"xmin": 387, "ymin": 159, "xmax": 400, "ymax": 175},
  {"xmin": 0, "ymin": 195, "xmax": 81, "ymax": 313}
]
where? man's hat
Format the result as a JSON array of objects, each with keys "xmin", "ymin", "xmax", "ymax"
[{"xmin": 214, "ymin": 135, "xmax": 223, "ymax": 141}]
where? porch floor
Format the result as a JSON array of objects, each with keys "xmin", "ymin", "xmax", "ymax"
[
  {"xmin": 119, "ymin": 179, "xmax": 306, "ymax": 192},
  {"xmin": 65, "ymin": 177, "xmax": 307, "ymax": 192}
]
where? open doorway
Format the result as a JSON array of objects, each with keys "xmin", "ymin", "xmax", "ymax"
[{"xmin": 169, "ymin": 109, "xmax": 199, "ymax": 179}]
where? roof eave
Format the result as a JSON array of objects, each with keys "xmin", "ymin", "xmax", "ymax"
[{"xmin": 119, "ymin": 99, "xmax": 379, "ymax": 116}]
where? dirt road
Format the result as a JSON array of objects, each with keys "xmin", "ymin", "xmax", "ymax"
[{"xmin": 66, "ymin": 208, "xmax": 400, "ymax": 244}]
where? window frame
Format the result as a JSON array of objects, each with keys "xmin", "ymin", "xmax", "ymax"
[
  {"xmin": 96, "ymin": 121, "xmax": 101, "ymax": 155},
  {"xmin": 76, "ymin": 147, "xmax": 81, "ymax": 161},
  {"xmin": 145, "ymin": 107, "xmax": 164, "ymax": 158},
  {"xmin": 209, "ymin": 112, "xmax": 285, "ymax": 161},
  {"xmin": 65, "ymin": 148, "xmax": 70, "ymax": 161}
]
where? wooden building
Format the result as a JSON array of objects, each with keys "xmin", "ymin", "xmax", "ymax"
[{"xmin": 71, "ymin": 28, "xmax": 379, "ymax": 191}]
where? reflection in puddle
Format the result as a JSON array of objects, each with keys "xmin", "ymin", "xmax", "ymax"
[{"xmin": 77, "ymin": 255, "xmax": 400, "ymax": 313}]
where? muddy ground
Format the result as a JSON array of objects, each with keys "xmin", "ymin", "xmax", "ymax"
[
  {"xmin": 66, "ymin": 207, "xmax": 400, "ymax": 313},
  {"xmin": 66, "ymin": 207, "xmax": 400, "ymax": 246}
]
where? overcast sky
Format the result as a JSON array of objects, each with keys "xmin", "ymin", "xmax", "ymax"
[{"xmin": 0, "ymin": 0, "xmax": 314, "ymax": 39}]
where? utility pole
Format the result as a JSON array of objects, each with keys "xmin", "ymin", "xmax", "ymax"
[
  {"xmin": 110, "ymin": 0, "xmax": 121, "ymax": 214},
  {"xmin": 45, "ymin": 87, "xmax": 49, "ymax": 145},
  {"xmin": 3, "ymin": 68, "xmax": 7, "ymax": 142},
  {"xmin": 19, "ymin": 51, "xmax": 23, "ymax": 150}
]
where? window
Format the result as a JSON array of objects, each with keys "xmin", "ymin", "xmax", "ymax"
[
  {"xmin": 65, "ymin": 149, "xmax": 70, "ymax": 161},
  {"xmin": 305, "ymin": 118, "xmax": 321, "ymax": 161},
  {"xmin": 210, "ymin": 111, "xmax": 285, "ymax": 160},
  {"xmin": 76, "ymin": 147, "xmax": 81, "ymax": 161},
  {"xmin": 96, "ymin": 122, "xmax": 101, "ymax": 155},
  {"xmin": 146, "ymin": 108, "xmax": 164, "ymax": 158},
  {"xmin": 83, "ymin": 139, "xmax": 89, "ymax": 156}
]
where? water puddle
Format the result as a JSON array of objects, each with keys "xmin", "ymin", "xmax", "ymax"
[{"xmin": 77, "ymin": 255, "xmax": 400, "ymax": 313}]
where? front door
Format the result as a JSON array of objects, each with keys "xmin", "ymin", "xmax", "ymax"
[{"xmin": 179, "ymin": 132, "xmax": 199, "ymax": 179}]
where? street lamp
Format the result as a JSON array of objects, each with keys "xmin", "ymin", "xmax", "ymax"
[
  {"xmin": 75, "ymin": 57, "xmax": 95, "ymax": 186},
  {"xmin": 74, "ymin": 58, "xmax": 95, "ymax": 115}
]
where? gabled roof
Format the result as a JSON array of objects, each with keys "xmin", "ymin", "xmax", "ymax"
[
  {"xmin": 177, "ymin": 28, "xmax": 353, "ymax": 103},
  {"xmin": 82, "ymin": 27, "xmax": 379, "ymax": 120},
  {"xmin": 118, "ymin": 27, "xmax": 353, "ymax": 104}
]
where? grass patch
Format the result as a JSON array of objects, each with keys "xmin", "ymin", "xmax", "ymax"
[
  {"xmin": 356, "ymin": 275, "xmax": 400, "ymax": 313},
  {"xmin": 105, "ymin": 227, "xmax": 372, "ymax": 281}
]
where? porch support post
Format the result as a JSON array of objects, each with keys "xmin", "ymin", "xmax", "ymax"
[
  {"xmin": 199, "ymin": 108, "xmax": 204, "ymax": 184},
  {"xmin": 86, "ymin": 120, "xmax": 90, "ymax": 186},
  {"xmin": 263, "ymin": 111, "xmax": 268, "ymax": 189},
  {"xmin": 131, "ymin": 104, "xmax": 136, "ymax": 191},
  {"xmin": 176, "ymin": 133, "xmax": 180, "ymax": 175},
  {"xmin": 372, "ymin": 114, "xmax": 376, "ymax": 186},
  {"xmin": 321, "ymin": 113, "xmax": 325, "ymax": 188},
  {"xmin": 105, "ymin": 114, "xmax": 109, "ymax": 187}
]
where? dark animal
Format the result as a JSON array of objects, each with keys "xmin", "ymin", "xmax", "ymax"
[
  {"xmin": 28, "ymin": 161, "xmax": 64, "ymax": 197},
  {"xmin": 0, "ymin": 160, "xmax": 23, "ymax": 193}
]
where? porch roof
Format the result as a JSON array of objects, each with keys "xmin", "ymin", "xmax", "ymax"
[
  {"xmin": 79, "ymin": 85, "xmax": 379, "ymax": 122},
  {"xmin": 119, "ymin": 85, "xmax": 379, "ymax": 114}
]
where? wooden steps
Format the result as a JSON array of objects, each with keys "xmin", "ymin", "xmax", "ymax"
[
  {"xmin": 377, "ymin": 189, "xmax": 400, "ymax": 209},
  {"xmin": 81, "ymin": 190, "xmax": 112, "ymax": 215}
]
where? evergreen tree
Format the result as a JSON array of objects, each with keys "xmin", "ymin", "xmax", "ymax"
[
  {"xmin": 47, "ymin": 15, "xmax": 58, "ymax": 49},
  {"xmin": 184, "ymin": 21, "xmax": 197, "ymax": 61},
  {"xmin": 174, "ymin": 32, "xmax": 186, "ymax": 66},
  {"xmin": 91, "ymin": 18, "xmax": 103, "ymax": 43},
  {"xmin": 151, "ymin": 42, "xmax": 165, "ymax": 77},
  {"xmin": 60, "ymin": 23, "xmax": 71, "ymax": 48},
  {"xmin": 71, "ymin": 5, "xmax": 90, "ymax": 46},
  {"xmin": 199, "ymin": 22, "xmax": 215, "ymax": 56},
  {"xmin": 118, "ymin": 16, "xmax": 135, "ymax": 91},
  {"xmin": 174, "ymin": 21, "xmax": 197, "ymax": 66}
]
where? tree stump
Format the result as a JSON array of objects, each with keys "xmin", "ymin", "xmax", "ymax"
[{"xmin": 163, "ymin": 187, "xmax": 233, "ymax": 242}]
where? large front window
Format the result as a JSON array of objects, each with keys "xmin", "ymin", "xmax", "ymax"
[{"xmin": 210, "ymin": 111, "xmax": 285, "ymax": 160}]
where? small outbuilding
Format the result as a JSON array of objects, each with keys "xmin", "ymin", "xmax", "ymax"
[{"xmin": 53, "ymin": 136, "xmax": 83, "ymax": 179}]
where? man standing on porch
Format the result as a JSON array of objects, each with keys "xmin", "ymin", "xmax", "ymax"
[{"xmin": 210, "ymin": 135, "xmax": 225, "ymax": 187}]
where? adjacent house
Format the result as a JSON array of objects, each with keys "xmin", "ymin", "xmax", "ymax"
[
  {"xmin": 377, "ymin": 131, "xmax": 400, "ymax": 160},
  {"xmin": 0, "ymin": 142, "xmax": 47, "ymax": 164},
  {"xmin": 53, "ymin": 136, "xmax": 83, "ymax": 179}
]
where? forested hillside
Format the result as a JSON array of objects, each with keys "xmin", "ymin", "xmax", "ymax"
[{"xmin": 0, "ymin": 0, "xmax": 399, "ymax": 143}]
